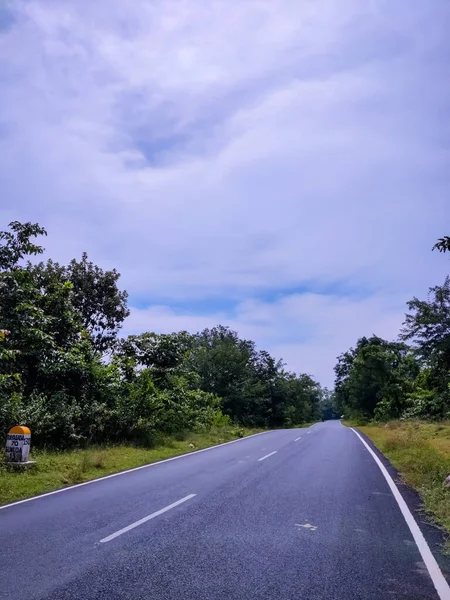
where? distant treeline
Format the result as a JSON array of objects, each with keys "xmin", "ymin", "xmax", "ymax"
[{"xmin": 0, "ymin": 222, "xmax": 325, "ymax": 448}]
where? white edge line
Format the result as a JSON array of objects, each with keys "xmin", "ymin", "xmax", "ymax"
[
  {"xmin": 0, "ymin": 430, "xmax": 271, "ymax": 511},
  {"xmin": 258, "ymin": 450, "xmax": 277, "ymax": 462},
  {"xmin": 351, "ymin": 428, "xmax": 450, "ymax": 600},
  {"xmin": 294, "ymin": 437, "xmax": 301, "ymax": 442},
  {"xmin": 100, "ymin": 494, "xmax": 196, "ymax": 543}
]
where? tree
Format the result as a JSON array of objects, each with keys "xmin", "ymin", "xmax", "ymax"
[
  {"xmin": 0, "ymin": 221, "xmax": 46, "ymax": 271},
  {"xmin": 30, "ymin": 253, "xmax": 129, "ymax": 353},
  {"xmin": 433, "ymin": 237, "xmax": 450, "ymax": 254},
  {"xmin": 400, "ymin": 277, "xmax": 450, "ymax": 416},
  {"xmin": 189, "ymin": 326, "xmax": 257, "ymax": 421},
  {"xmin": 188, "ymin": 326, "xmax": 323, "ymax": 427},
  {"xmin": 66, "ymin": 253, "xmax": 129, "ymax": 352},
  {"xmin": 401, "ymin": 277, "xmax": 450, "ymax": 372},
  {"xmin": 0, "ymin": 222, "xmax": 81, "ymax": 395},
  {"xmin": 117, "ymin": 331, "xmax": 195, "ymax": 386},
  {"xmin": 283, "ymin": 373, "xmax": 322, "ymax": 424},
  {"xmin": 0, "ymin": 222, "xmax": 110, "ymax": 444},
  {"xmin": 334, "ymin": 336, "xmax": 417, "ymax": 420}
]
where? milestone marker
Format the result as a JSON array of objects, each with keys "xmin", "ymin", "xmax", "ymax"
[{"xmin": 5, "ymin": 425, "xmax": 33, "ymax": 466}]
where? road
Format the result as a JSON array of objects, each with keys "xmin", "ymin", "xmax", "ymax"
[{"xmin": 0, "ymin": 421, "xmax": 448, "ymax": 599}]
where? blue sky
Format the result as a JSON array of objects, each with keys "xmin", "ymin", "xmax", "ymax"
[{"xmin": 1, "ymin": 0, "xmax": 449, "ymax": 386}]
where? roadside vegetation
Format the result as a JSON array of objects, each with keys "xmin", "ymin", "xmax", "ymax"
[
  {"xmin": 0, "ymin": 221, "xmax": 325, "ymax": 503},
  {"xmin": 334, "ymin": 237, "xmax": 449, "ymax": 424},
  {"xmin": 335, "ymin": 236, "xmax": 450, "ymax": 542}
]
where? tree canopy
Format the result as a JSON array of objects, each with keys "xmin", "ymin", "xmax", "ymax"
[{"xmin": 0, "ymin": 221, "xmax": 323, "ymax": 447}]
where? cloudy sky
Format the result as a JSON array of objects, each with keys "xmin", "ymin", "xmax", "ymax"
[{"xmin": 1, "ymin": 0, "xmax": 449, "ymax": 386}]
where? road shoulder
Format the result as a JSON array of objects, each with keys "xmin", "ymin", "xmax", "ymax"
[{"xmin": 352, "ymin": 425, "xmax": 450, "ymax": 584}]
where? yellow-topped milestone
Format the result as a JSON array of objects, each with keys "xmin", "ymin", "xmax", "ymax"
[{"xmin": 8, "ymin": 425, "xmax": 31, "ymax": 435}]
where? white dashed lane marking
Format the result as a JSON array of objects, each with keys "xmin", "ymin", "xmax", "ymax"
[
  {"xmin": 258, "ymin": 451, "xmax": 277, "ymax": 462},
  {"xmin": 100, "ymin": 494, "xmax": 196, "ymax": 543}
]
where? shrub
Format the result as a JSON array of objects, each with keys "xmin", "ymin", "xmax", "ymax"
[
  {"xmin": 402, "ymin": 390, "xmax": 445, "ymax": 420},
  {"xmin": 374, "ymin": 398, "xmax": 396, "ymax": 422}
]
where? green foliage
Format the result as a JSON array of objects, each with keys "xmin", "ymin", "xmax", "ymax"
[
  {"xmin": 0, "ymin": 221, "xmax": 46, "ymax": 271},
  {"xmin": 402, "ymin": 389, "xmax": 443, "ymax": 420},
  {"xmin": 373, "ymin": 398, "xmax": 396, "ymax": 422},
  {"xmin": 187, "ymin": 326, "xmax": 321, "ymax": 427},
  {"xmin": 401, "ymin": 277, "xmax": 450, "ymax": 374},
  {"xmin": 0, "ymin": 221, "xmax": 323, "ymax": 450},
  {"xmin": 336, "ymin": 240, "xmax": 450, "ymax": 422},
  {"xmin": 30, "ymin": 253, "xmax": 129, "ymax": 353},
  {"xmin": 335, "ymin": 336, "xmax": 417, "ymax": 421}
]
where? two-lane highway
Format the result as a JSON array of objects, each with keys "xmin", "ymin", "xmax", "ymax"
[{"xmin": 1, "ymin": 422, "xmax": 448, "ymax": 599}]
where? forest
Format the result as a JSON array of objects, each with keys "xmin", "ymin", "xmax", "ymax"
[
  {"xmin": 0, "ymin": 221, "xmax": 324, "ymax": 449},
  {"xmin": 334, "ymin": 236, "xmax": 450, "ymax": 422}
]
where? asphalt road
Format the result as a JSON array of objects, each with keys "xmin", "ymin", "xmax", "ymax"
[{"xmin": 0, "ymin": 421, "xmax": 447, "ymax": 599}]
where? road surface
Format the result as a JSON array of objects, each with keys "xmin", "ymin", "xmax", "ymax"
[{"xmin": 0, "ymin": 421, "xmax": 448, "ymax": 599}]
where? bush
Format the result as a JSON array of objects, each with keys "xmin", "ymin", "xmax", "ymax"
[
  {"xmin": 402, "ymin": 390, "xmax": 445, "ymax": 420},
  {"xmin": 231, "ymin": 427, "xmax": 245, "ymax": 438},
  {"xmin": 132, "ymin": 424, "xmax": 167, "ymax": 449},
  {"xmin": 211, "ymin": 411, "xmax": 232, "ymax": 428},
  {"xmin": 374, "ymin": 398, "xmax": 396, "ymax": 422}
]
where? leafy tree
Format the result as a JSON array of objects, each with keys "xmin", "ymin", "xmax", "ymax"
[
  {"xmin": 401, "ymin": 277, "xmax": 450, "ymax": 372},
  {"xmin": 334, "ymin": 336, "xmax": 417, "ymax": 420},
  {"xmin": 279, "ymin": 373, "xmax": 322, "ymax": 425},
  {"xmin": 65, "ymin": 253, "xmax": 129, "ymax": 352},
  {"xmin": 400, "ymin": 277, "xmax": 450, "ymax": 416},
  {"xmin": 189, "ymin": 326, "xmax": 257, "ymax": 421},
  {"xmin": 30, "ymin": 253, "xmax": 129, "ymax": 353},
  {"xmin": 402, "ymin": 368, "xmax": 444, "ymax": 419},
  {"xmin": 0, "ymin": 224, "xmax": 82, "ymax": 395},
  {"xmin": 0, "ymin": 222, "xmax": 118, "ymax": 444},
  {"xmin": 119, "ymin": 331, "xmax": 193, "ymax": 371},
  {"xmin": 0, "ymin": 221, "xmax": 46, "ymax": 271},
  {"xmin": 188, "ymin": 326, "xmax": 322, "ymax": 427}
]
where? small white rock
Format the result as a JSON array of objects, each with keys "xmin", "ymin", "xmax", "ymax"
[{"xmin": 444, "ymin": 475, "xmax": 450, "ymax": 488}]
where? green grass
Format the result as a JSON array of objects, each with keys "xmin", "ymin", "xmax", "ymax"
[
  {"xmin": 351, "ymin": 420, "xmax": 450, "ymax": 549},
  {"xmin": 0, "ymin": 426, "xmax": 263, "ymax": 506}
]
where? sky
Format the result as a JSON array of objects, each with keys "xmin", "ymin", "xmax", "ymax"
[{"xmin": 0, "ymin": 0, "xmax": 449, "ymax": 387}]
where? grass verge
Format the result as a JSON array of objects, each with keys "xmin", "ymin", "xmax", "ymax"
[
  {"xmin": 0, "ymin": 426, "xmax": 263, "ymax": 506},
  {"xmin": 353, "ymin": 420, "xmax": 450, "ymax": 547}
]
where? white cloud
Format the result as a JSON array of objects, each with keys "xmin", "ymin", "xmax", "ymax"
[{"xmin": 1, "ymin": 0, "xmax": 449, "ymax": 384}]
